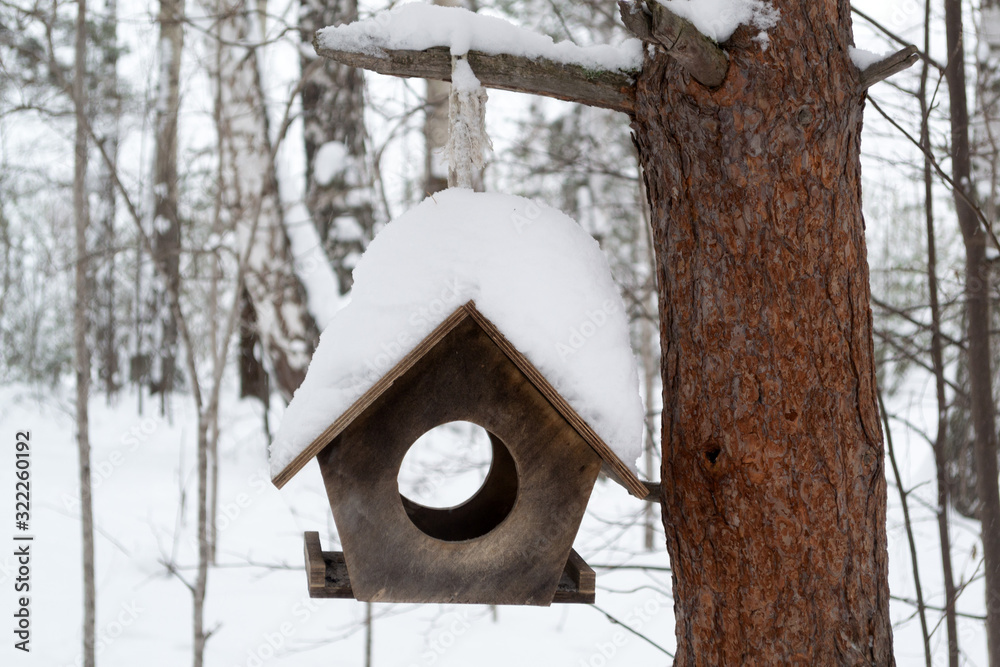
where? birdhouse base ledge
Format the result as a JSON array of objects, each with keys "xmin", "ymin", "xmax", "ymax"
[{"xmin": 302, "ymin": 531, "xmax": 596, "ymax": 604}]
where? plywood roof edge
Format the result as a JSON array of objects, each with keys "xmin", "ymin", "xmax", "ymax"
[
  {"xmin": 272, "ymin": 300, "xmax": 649, "ymax": 500},
  {"xmin": 271, "ymin": 303, "xmax": 474, "ymax": 488}
]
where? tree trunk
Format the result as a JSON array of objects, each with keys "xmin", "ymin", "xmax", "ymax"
[
  {"xmin": 150, "ymin": 0, "xmax": 185, "ymax": 403},
  {"xmin": 944, "ymin": 0, "xmax": 1000, "ymax": 661},
  {"xmin": 236, "ymin": 298, "xmax": 270, "ymax": 410},
  {"xmin": 216, "ymin": 0, "xmax": 318, "ymax": 401},
  {"xmin": 92, "ymin": 0, "xmax": 121, "ymax": 400},
  {"xmin": 365, "ymin": 602, "xmax": 373, "ymax": 667},
  {"xmin": 193, "ymin": 413, "xmax": 210, "ymax": 667},
  {"xmin": 920, "ymin": 0, "xmax": 960, "ymax": 658},
  {"xmin": 299, "ymin": 0, "xmax": 374, "ymax": 293},
  {"xmin": 425, "ymin": 74, "xmax": 451, "ymax": 195},
  {"xmin": 73, "ymin": 0, "xmax": 97, "ymax": 664},
  {"xmin": 632, "ymin": 2, "xmax": 893, "ymax": 661},
  {"xmin": 207, "ymin": 124, "xmax": 224, "ymax": 565}
]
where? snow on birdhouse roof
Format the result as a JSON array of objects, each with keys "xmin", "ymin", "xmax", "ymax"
[
  {"xmin": 269, "ymin": 189, "xmax": 645, "ymax": 483},
  {"xmin": 316, "ymin": 3, "xmax": 643, "ymax": 73}
]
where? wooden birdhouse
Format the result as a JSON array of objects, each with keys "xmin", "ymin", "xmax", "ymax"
[
  {"xmin": 271, "ymin": 300, "xmax": 647, "ymax": 606},
  {"xmin": 268, "ymin": 188, "xmax": 649, "ymax": 607}
]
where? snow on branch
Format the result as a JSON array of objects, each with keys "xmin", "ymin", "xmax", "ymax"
[
  {"xmin": 313, "ymin": 4, "xmax": 641, "ymax": 113},
  {"xmin": 316, "ymin": 4, "xmax": 642, "ymax": 71},
  {"xmin": 618, "ymin": 0, "xmax": 730, "ymax": 88},
  {"xmin": 854, "ymin": 45, "xmax": 919, "ymax": 91}
]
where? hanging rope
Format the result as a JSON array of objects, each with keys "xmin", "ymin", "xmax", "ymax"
[{"xmin": 446, "ymin": 55, "xmax": 492, "ymax": 190}]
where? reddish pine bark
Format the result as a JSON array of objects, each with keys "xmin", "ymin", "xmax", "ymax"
[{"xmin": 631, "ymin": 1, "xmax": 894, "ymax": 663}]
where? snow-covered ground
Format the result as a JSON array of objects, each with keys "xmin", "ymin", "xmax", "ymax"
[
  {"xmin": 0, "ymin": 380, "xmax": 672, "ymax": 666},
  {"xmin": 879, "ymin": 372, "xmax": 991, "ymax": 667},
  {"xmin": 0, "ymin": 370, "xmax": 991, "ymax": 665}
]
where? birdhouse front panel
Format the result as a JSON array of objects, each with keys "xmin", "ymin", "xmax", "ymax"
[{"xmin": 316, "ymin": 314, "xmax": 604, "ymax": 605}]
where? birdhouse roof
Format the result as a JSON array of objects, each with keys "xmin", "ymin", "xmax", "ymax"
[
  {"xmin": 272, "ymin": 300, "xmax": 647, "ymax": 497},
  {"xmin": 269, "ymin": 189, "xmax": 646, "ymax": 494}
]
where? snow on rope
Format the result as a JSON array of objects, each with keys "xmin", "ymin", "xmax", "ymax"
[{"xmin": 447, "ymin": 57, "xmax": 491, "ymax": 190}]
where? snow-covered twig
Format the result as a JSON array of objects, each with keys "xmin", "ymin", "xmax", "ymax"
[{"xmin": 857, "ymin": 45, "xmax": 920, "ymax": 91}]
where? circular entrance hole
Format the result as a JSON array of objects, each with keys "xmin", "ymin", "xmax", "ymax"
[
  {"xmin": 397, "ymin": 421, "xmax": 518, "ymax": 542},
  {"xmin": 398, "ymin": 421, "xmax": 492, "ymax": 507}
]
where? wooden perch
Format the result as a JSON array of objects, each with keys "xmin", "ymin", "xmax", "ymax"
[
  {"xmin": 618, "ymin": 0, "xmax": 729, "ymax": 88},
  {"xmin": 314, "ymin": 40, "xmax": 637, "ymax": 113},
  {"xmin": 857, "ymin": 45, "xmax": 919, "ymax": 91}
]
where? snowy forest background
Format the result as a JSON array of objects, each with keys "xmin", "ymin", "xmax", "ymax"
[{"xmin": 0, "ymin": 0, "xmax": 995, "ymax": 664}]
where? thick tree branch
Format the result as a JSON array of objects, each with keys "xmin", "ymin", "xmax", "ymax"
[
  {"xmin": 618, "ymin": 0, "xmax": 728, "ymax": 87},
  {"xmin": 313, "ymin": 40, "xmax": 637, "ymax": 113},
  {"xmin": 311, "ymin": 1, "xmax": 731, "ymax": 111}
]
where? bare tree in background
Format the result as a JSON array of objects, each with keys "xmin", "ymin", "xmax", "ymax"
[
  {"xmin": 72, "ymin": 0, "xmax": 96, "ymax": 663},
  {"xmin": 299, "ymin": 0, "xmax": 374, "ymax": 293},
  {"xmin": 2, "ymin": 0, "xmax": 325, "ymax": 662},
  {"xmin": 944, "ymin": 0, "xmax": 1000, "ymax": 660},
  {"xmin": 215, "ymin": 0, "xmax": 318, "ymax": 402},
  {"xmin": 424, "ymin": 76, "xmax": 450, "ymax": 195},
  {"xmin": 91, "ymin": 0, "xmax": 122, "ymax": 400},
  {"xmin": 149, "ymin": 0, "xmax": 186, "ymax": 408},
  {"xmin": 636, "ymin": 181, "xmax": 659, "ymax": 551},
  {"xmin": 920, "ymin": 0, "xmax": 961, "ymax": 659}
]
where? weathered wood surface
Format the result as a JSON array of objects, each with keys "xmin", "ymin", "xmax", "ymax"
[
  {"xmin": 551, "ymin": 550, "xmax": 596, "ymax": 604},
  {"xmin": 272, "ymin": 305, "xmax": 469, "ymax": 488},
  {"xmin": 641, "ymin": 480, "xmax": 662, "ymax": 502},
  {"xmin": 565, "ymin": 548, "xmax": 596, "ymax": 597},
  {"xmin": 306, "ymin": 540, "xmax": 596, "ymax": 604},
  {"xmin": 303, "ymin": 530, "xmax": 326, "ymax": 592},
  {"xmin": 318, "ymin": 313, "xmax": 604, "ymax": 605},
  {"xmin": 631, "ymin": 1, "xmax": 893, "ymax": 661},
  {"xmin": 314, "ymin": 41, "xmax": 637, "ymax": 113},
  {"xmin": 302, "ymin": 538, "xmax": 354, "ymax": 599},
  {"xmin": 465, "ymin": 305, "xmax": 648, "ymax": 498},
  {"xmin": 618, "ymin": 0, "xmax": 729, "ymax": 87}
]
